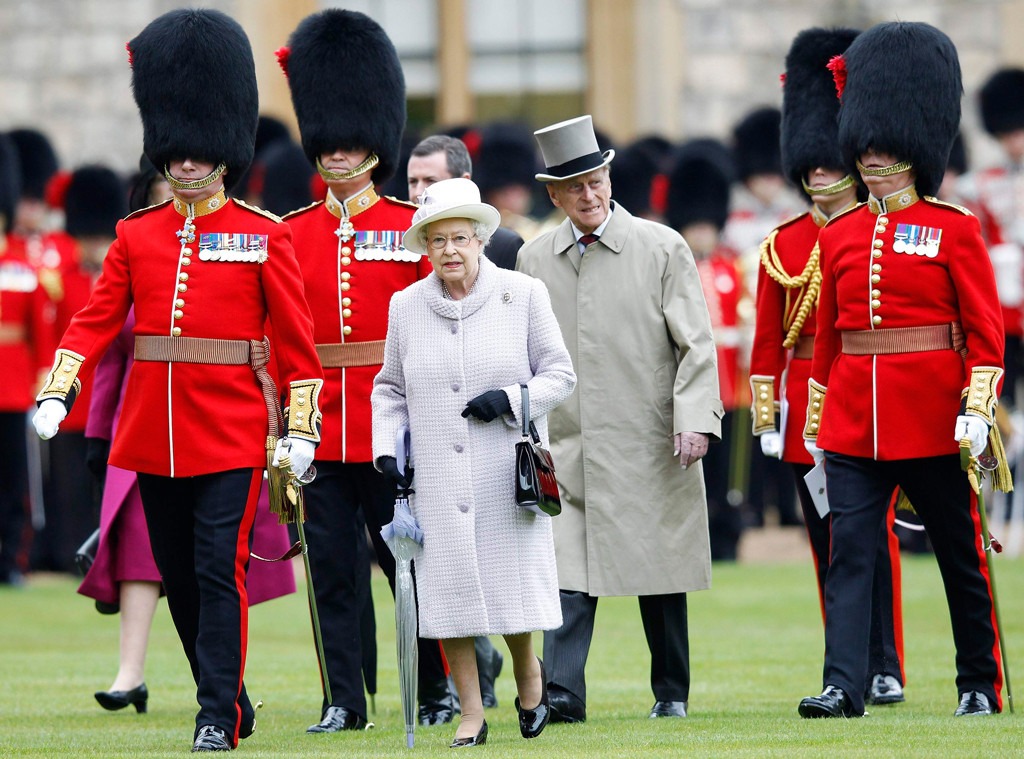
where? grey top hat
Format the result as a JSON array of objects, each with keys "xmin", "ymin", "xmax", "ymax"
[{"xmin": 534, "ymin": 115, "xmax": 615, "ymax": 182}]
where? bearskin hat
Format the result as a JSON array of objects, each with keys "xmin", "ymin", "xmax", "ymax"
[
  {"xmin": 64, "ymin": 166, "xmax": 128, "ymax": 239},
  {"xmin": 948, "ymin": 131, "xmax": 968, "ymax": 176},
  {"xmin": 128, "ymin": 9, "xmax": 257, "ymax": 190},
  {"xmin": 8, "ymin": 128, "xmax": 58, "ymax": 200},
  {"xmin": 475, "ymin": 122, "xmax": 539, "ymax": 194},
  {"xmin": 281, "ymin": 10, "xmax": 405, "ymax": 186},
  {"xmin": 732, "ymin": 107, "xmax": 783, "ymax": 181},
  {"xmin": 611, "ymin": 136, "xmax": 673, "ymax": 217},
  {"xmin": 665, "ymin": 138, "xmax": 735, "ymax": 232},
  {"xmin": 0, "ymin": 134, "xmax": 22, "ymax": 230},
  {"xmin": 260, "ymin": 141, "xmax": 314, "ymax": 216},
  {"xmin": 837, "ymin": 22, "xmax": 961, "ymax": 198},
  {"xmin": 979, "ymin": 68, "xmax": 1024, "ymax": 137},
  {"xmin": 781, "ymin": 28, "xmax": 860, "ymax": 189}
]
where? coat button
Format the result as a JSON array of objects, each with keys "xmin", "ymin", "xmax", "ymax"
[
  {"xmin": 871, "ymin": 274, "xmax": 881, "ymax": 284},
  {"xmin": 455, "ymin": 444, "xmax": 463, "ymax": 453},
  {"xmin": 175, "ymin": 298, "xmax": 185, "ymax": 308},
  {"xmin": 342, "ymin": 246, "xmax": 352, "ymax": 255},
  {"xmin": 179, "ymin": 273, "xmax": 189, "ymax": 282},
  {"xmin": 341, "ymin": 282, "xmax": 351, "ymax": 291},
  {"xmin": 458, "ymin": 503, "xmax": 469, "ymax": 513},
  {"xmin": 181, "ymin": 257, "xmax": 191, "ymax": 266},
  {"xmin": 872, "ymin": 315, "xmax": 882, "ymax": 325},
  {"xmin": 452, "ymin": 383, "xmax": 460, "ymax": 392},
  {"xmin": 343, "ymin": 326, "xmax": 352, "ymax": 336},
  {"xmin": 873, "ymin": 239, "xmax": 883, "ymax": 249},
  {"xmin": 178, "ymin": 283, "xmax": 187, "ymax": 292},
  {"xmin": 871, "ymin": 263, "xmax": 881, "ymax": 273},
  {"xmin": 341, "ymin": 256, "xmax": 351, "ymax": 266},
  {"xmin": 173, "ymin": 309, "xmax": 184, "ymax": 319},
  {"xmin": 451, "ymin": 324, "xmax": 458, "ymax": 334},
  {"xmin": 342, "ymin": 308, "xmax": 352, "ymax": 318},
  {"xmin": 341, "ymin": 272, "xmax": 351, "ymax": 281},
  {"xmin": 342, "ymin": 297, "xmax": 351, "ymax": 307},
  {"xmin": 172, "ymin": 327, "xmax": 182, "ymax": 337}
]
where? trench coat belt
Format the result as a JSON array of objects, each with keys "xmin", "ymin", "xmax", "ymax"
[
  {"xmin": 134, "ymin": 334, "xmax": 281, "ymax": 437},
  {"xmin": 316, "ymin": 340, "xmax": 385, "ymax": 368},
  {"xmin": 840, "ymin": 321, "xmax": 965, "ymax": 357},
  {"xmin": 0, "ymin": 324, "xmax": 27, "ymax": 344},
  {"xmin": 792, "ymin": 335, "xmax": 815, "ymax": 360}
]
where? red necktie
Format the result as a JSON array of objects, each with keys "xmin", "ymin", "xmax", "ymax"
[{"xmin": 579, "ymin": 233, "xmax": 599, "ymax": 248}]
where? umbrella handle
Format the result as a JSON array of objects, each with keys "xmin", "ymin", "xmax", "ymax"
[{"xmin": 397, "ymin": 425, "xmax": 411, "ymax": 472}]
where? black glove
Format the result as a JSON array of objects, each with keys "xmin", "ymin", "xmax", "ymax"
[
  {"xmin": 461, "ymin": 390, "xmax": 512, "ymax": 422},
  {"xmin": 378, "ymin": 456, "xmax": 414, "ymax": 489},
  {"xmin": 85, "ymin": 437, "xmax": 111, "ymax": 485}
]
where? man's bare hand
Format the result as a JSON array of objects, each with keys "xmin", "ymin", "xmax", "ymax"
[{"xmin": 674, "ymin": 431, "xmax": 709, "ymax": 469}]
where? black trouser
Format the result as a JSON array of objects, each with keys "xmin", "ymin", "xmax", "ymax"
[
  {"xmin": 543, "ymin": 590, "xmax": 689, "ymax": 704},
  {"xmin": 703, "ymin": 410, "xmax": 744, "ymax": 561},
  {"xmin": 303, "ymin": 461, "xmax": 445, "ymax": 720},
  {"xmin": 822, "ymin": 453, "xmax": 1002, "ymax": 714},
  {"xmin": 0, "ymin": 413, "xmax": 29, "ymax": 582},
  {"xmin": 138, "ymin": 468, "xmax": 261, "ymax": 745},
  {"xmin": 791, "ymin": 463, "xmax": 903, "ymax": 686},
  {"xmin": 32, "ymin": 431, "xmax": 97, "ymax": 573}
]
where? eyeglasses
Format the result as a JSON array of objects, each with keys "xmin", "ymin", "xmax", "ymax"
[{"xmin": 428, "ymin": 234, "xmax": 475, "ymax": 250}]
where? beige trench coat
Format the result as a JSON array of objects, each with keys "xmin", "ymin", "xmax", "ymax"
[{"xmin": 517, "ymin": 203, "xmax": 723, "ymax": 596}]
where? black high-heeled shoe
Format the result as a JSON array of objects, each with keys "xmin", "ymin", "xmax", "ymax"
[
  {"xmin": 95, "ymin": 683, "xmax": 148, "ymax": 713},
  {"xmin": 515, "ymin": 658, "xmax": 550, "ymax": 739},
  {"xmin": 449, "ymin": 719, "xmax": 487, "ymax": 748}
]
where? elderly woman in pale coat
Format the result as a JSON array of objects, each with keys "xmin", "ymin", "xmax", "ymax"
[{"xmin": 372, "ymin": 178, "xmax": 575, "ymax": 748}]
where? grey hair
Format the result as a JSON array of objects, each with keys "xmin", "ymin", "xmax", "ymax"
[
  {"xmin": 411, "ymin": 134, "xmax": 472, "ymax": 178},
  {"xmin": 417, "ymin": 218, "xmax": 494, "ymax": 250}
]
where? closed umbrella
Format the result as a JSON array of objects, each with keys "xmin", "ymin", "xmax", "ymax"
[{"xmin": 380, "ymin": 426, "xmax": 423, "ymax": 748}]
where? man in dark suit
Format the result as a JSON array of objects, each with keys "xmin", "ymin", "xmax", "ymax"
[{"xmin": 408, "ymin": 135, "xmax": 523, "ymax": 270}]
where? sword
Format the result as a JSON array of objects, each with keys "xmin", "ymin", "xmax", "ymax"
[{"xmin": 960, "ymin": 438, "xmax": 1014, "ymax": 714}]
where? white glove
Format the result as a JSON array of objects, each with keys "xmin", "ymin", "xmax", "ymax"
[
  {"xmin": 804, "ymin": 438, "xmax": 825, "ymax": 465},
  {"xmin": 954, "ymin": 414, "xmax": 989, "ymax": 457},
  {"xmin": 759, "ymin": 431, "xmax": 782, "ymax": 459},
  {"xmin": 32, "ymin": 399, "xmax": 67, "ymax": 440},
  {"xmin": 272, "ymin": 437, "xmax": 316, "ymax": 479}
]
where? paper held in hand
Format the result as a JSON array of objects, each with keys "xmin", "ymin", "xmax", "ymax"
[{"xmin": 803, "ymin": 461, "xmax": 829, "ymax": 518}]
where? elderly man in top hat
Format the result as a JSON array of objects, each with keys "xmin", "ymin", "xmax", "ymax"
[
  {"xmin": 750, "ymin": 26, "xmax": 907, "ymax": 708},
  {"xmin": 799, "ymin": 21, "xmax": 1005, "ymax": 719},
  {"xmin": 517, "ymin": 115, "xmax": 722, "ymax": 722},
  {"xmin": 277, "ymin": 9, "xmax": 460, "ymax": 732},
  {"xmin": 31, "ymin": 9, "xmax": 324, "ymax": 751}
]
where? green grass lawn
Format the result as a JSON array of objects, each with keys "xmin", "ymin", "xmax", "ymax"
[{"xmin": 1, "ymin": 549, "xmax": 1021, "ymax": 757}]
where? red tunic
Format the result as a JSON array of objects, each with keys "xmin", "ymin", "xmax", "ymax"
[
  {"xmin": 811, "ymin": 193, "xmax": 1004, "ymax": 460},
  {"xmin": 697, "ymin": 246, "xmax": 744, "ymax": 410},
  {"xmin": 40, "ymin": 194, "xmax": 323, "ymax": 477},
  {"xmin": 285, "ymin": 187, "xmax": 431, "ymax": 462},
  {"xmin": 0, "ymin": 235, "xmax": 50, "ymax": 412},
  {"xmin": 750, "ymin": 211, "xmax": 821, "ymax": 464}
]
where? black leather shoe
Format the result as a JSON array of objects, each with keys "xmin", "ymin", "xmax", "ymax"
[
  {"xmin": 546, "ymin": 688, "xmax": 586, "ymax": 723},
  {"xmin": 866, "ymin": 674, "xmax": 904, "ymax": 705},
  {"xmin": 515, "ymin": 658, "xmax": 550, "ymax": 738},
  {"xmin": 419, "ymin": 677, "xmax": 456, "ymax": 726},
  {"xmin": 192, "ymin": 725, "xmax": 231, "ymax": 752},
  {"xmin": 479, "ymin": 646, "xmax": 503, "ymax": 709},
  {"xmin": 954, "ymin": 690, "xmax": 993, "ymax": 716},
  {"xmin": 95, "ymin": 683, "xmax": 148, "ymax": 713},
  {"xmin": 649, "ymin": 700, "xmax": 687, "ymax": 718},
  {"xmin": 450, "ymin": 720, "xmax": 488, "ymax": 748},
  {"xmin": 798, "ymin": 686, "xmax": 861, "ymax": 718},
  {"xmin": 306, "ymin": 705, "xmax": 367, "ymax": 733}
]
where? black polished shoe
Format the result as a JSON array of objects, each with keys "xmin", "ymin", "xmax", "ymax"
[
  {"xmin": 954, "ymin": 690, "xmax": 993, "ymax": 716},
  {"xmin": 450, "ymin": 720, "xmax": 488, "ymax": 748},
  {"xmin": 515, "ymin": 658, "xmax": 550, "ymax": 738},
  {"xmin": 238, "ymin": 699, "xmax": 262, "ymax": 740},
  {"xmin": 419, "ymin": 677, "xmax": 456, "ymax": 726},
  {"xmin": 192, "ymin": 725, "xmax": 231, "ymax": 752},
  {"xmin": 649, "ymin": 700, "xmax": 688, "ymax": 718},
  {"xmin": 479, "ymin": 646, "xmax": 503, "ymax": 709},
  {"xmin": 95, "ymin": 683, "xmax": 148, "ymax": 713},
  {"xmin": 866, "ymin": 674, "xmax": 905, "ymax": 705},
  {"xmin": 546, "ymin": 688, "xmax": 586, "ymax": 724},
  {"xmin": 306, "ymin": 705, "xmax": 367, "ymax": 733},
  {"xmin": 798, "ymin": 686, "xmax": 861, "ymax": 718}
]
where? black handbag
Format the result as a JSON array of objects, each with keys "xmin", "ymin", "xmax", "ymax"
[
  {"xmin": 74, "ymin": 528, "xmax": 101, "ymax": 576},
  {"xmin": 515, "ymin": 385, "xmax": 561, "ymax": 517}
]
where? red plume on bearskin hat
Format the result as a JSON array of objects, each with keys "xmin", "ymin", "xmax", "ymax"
[
  {"xmin": 979, "ymin": 68, "xmax": 1024, "ymax": 137},
  {"xmin": 780, "ymin": 28, "xmax": 859, "ymax": 190},
  {"xmin": 837, "ymin": 21, "xmax": 962, "ymax": 198},
  {"xmin": 282, "ymin": 10, "xmax": 406, "ymax": 185},
  {"xmin": 665, "ymin": 138, "xmax": 735, "ymax": 233},
  {"xmin": 64, "ymin": 166, "xmax": 128, "ymax": 239},
  {"xmin": 128, "ymin": 9, "xmax": 258, "ymax": 190}
]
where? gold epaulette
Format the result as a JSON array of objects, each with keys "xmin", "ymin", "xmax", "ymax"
[
  {"xmin": 124, "ymin": 197, "xmax": 174, "ymax": 221},
  {"xmin": 804, "ymin": 379, "xmax": 826, "ymax": 440},
  {"xmin": 922, "ymin": 196, "xmax": 973, "ymax": 216},
  {"xmin": 749, "ymin": 375, "xmax": 778, "ymax": 435},
  {"xmin": 286, "ymin": 378, "xmax": 324, "ymax": 443},
  {"xmin": 770, "ymin": 210, "xmax": 811, "ymax": 236},
  {"xmin": 384, "ymin": 195, "xmax": 419, "ymax": 210},
  {"xmin": 235, "ymin": 198, "xmax": 283, "ymax": 223},
  {"xmin": 822, "ymin": 201, "xmax": 865, "ymax": 227},
  {"xmin": 282, "ymin": 200, "xmax": 324, "ymax": 220},
  {"xmin": 37, "ymin": 267, "xmax": 64, "ymax": 302}
]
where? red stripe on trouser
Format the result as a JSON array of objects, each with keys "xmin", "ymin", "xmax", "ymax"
[
  {"xmin": 883, "ymin": 494, "xmax": 906, "ymax": 685},
  {"xmin": 230, "ymin": 470, "xmax": 263, "ymax": 746},
  {"xmin": 968, "ymin": 487, "xmax": 1003, "ymax": 710}
]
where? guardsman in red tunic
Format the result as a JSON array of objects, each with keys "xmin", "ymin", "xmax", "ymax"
[
  {"xmin": 665, "ymin": 137, "xmax": 748, "ymax": 560},
  {"xmin": 750, "ymin": 28, "xmax": 906, "ymax": 708},
  {"xmin": 798, "ymin": 22, "xmax": 1005, "ymax": 720},
  {"xmin": 30, "ymin": 10, "xmax": 323, "ymax": 752},
  {"xmin": 277, "ymin": 10, "xmax": 444, "ymax": 733}
]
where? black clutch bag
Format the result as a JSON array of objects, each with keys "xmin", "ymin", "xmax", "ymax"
[
  {"xmin": 74, "ymin": 528, "xmax": 101, "ymax": 576},
  {"xmin": 515, "ymin": 385, "xmax": 561, "ymax": 517}
]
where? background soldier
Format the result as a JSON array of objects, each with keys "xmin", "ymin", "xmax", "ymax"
[{"xmin": 31, "ymin": 9, "xmax": 323, "ymax": 751}]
